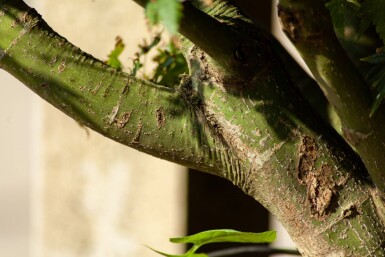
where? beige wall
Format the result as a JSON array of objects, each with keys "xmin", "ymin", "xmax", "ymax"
[
  {"xmin": 0, "ymin": 69, "xmax": 35, "ymax": 257},
  {"xmin": 33, "ymin": 1, "xmax": 187, "ymax": 256},
  {"xmin": 1, "ymin": 1, "xmax": 186, "ymax": 257}
]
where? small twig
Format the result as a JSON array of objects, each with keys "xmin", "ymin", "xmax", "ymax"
[{"xmin": 207, "ymin": 245, "xmax": 301, "ymax": 257}]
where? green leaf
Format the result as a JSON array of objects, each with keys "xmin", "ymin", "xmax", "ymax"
[
  {"xmin": 106, "ymin": 37, "xmax": 125, "ymax": 70},
  {"xmin": 149, "ymin": 229, "xmax": 276, "ymax": 257},
  {"xmin": 361, "ymin": 52, "xmax": 385, "ymax": 64},
  {"xmin": 362, "ymin": 52, "xmax": 385, "ymax": 116},
  {"xmin": 326, "ymin": 0, "xmax": 364, "ymax": 36},
  {"xmin": 145, "ymin": 1, "xmax": 160, "ymax": 26},
  {"xmin": 370, "ymin": 90, "xmax": 385, "ymax": 117},
  {"xmin": 368, "ymin": 67, "xmax": 385, "ymax": 116},
  {"xmin": 145, "ymin": 0, "xmax": 182, "ymax": 35},
  {"xmin": 151, "ymin": 42, "xmax": 188, "ymax": 87},
  {"xmin": 150, "ymin": 229, "xmax": 275, "ymax": 257},
  {"xmin": 326, "ymin": 0, "xmax": 348, "ymax": 35},
  {"xmin": 361, "ymin": 0, "xmax": 385, "ymax": 44},
  {"xmin": 170, "ymin": 229, "xmax": 276, "ymax": 245}
]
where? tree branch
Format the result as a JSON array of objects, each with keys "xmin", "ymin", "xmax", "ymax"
[
  {"xmin": 133, "ymin": 0, "xmax": 262, "ymax": 79},
  {"xmin": 2, "ymin": 0, "xmax": 385, "ymax": 255},
  {"xmin": 0, "ymin": 0, "xmax": 234, "ymax": 174},
  {"xmin": 278, "ymin": 0, "xmax": 385, "ymax": 196}
]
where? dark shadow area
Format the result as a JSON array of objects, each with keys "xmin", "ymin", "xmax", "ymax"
[
  {"xmin": 186, "ymin": 6, "xmax": 270, "ymax": 255},
  {"xmin": 233, "ymin": 0, "xmax": 272, "ymax": 31},
  {"xmin": 187, "ymin": 170, "xmax": 269, "ymax": 257}
]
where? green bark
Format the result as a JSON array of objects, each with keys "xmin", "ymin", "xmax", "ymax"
[
  {"xmin": 0, "ymin": 0, "xmax": 234, "ymax": 175},
  {"xmin": 2, "ymin": 0, "xmax": 385, "ymax": 256},
  {"xmin": 278, "ymin": 0, "xmax": 385, "ymax": 195}
]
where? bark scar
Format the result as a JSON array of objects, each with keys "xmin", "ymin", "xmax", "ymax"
[
  {"xmin": 307, "ymin": 165, "xmax": 336, "ymax": 219},
  {"xmin": 132, "ymin": 122, "xmax": 143, "ymax": 144},
  {"xmin": 115, "ymin": 111, "xmax": 132, "ymax": 129},
  {"xmin": 297, "ymin": 136, "xmax": 337, "ymax": 219},
  {"xmin": 342, "ymin": 127, "xmax": 372, "ymax": 147},
  {"xmin": 0, "ymin": 48, "xmax": 5, "ymax": 62},
  {"xmin": 297, "ymin": 136, "xmax": 317, "ymax": 183},
  {"xmin": 156, "ymin": 107, "xmax": 166, "ymax": 129},
  {"xmin": 278, "ymin": 7, "xmax": 301, "ymax": 43},
  {"xmin": 278, "ymin": 6, "xmax": 323, "ymax": 44},
  {"xmin": 58, "ymin": 60, "xmax": 66, "ymax": 73}
]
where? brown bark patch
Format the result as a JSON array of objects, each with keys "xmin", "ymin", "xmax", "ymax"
[
  {"xmin": 307, "ymin": 165, "xmax": 336, "ymax": 219},
  {"xmin": 297, "ymin": 136, "xmax": 317, "ymax": 184},
  {"xmin": 58, "ymin": 60, "xmax": 66, "ymax": 73},
  {"xmin": 115, "ymin": 111, "xmax": 132, "ymax": 129},
  {"xmin": 121, "ymin": 85, "xmax": 129, "ymax": 95},
  {"xmin": 91, "ymin": 82, "xmax": 102, "ymax": 95},
  {"xmin": 342, "ymin": 127, "xmax": 372, "ymax": 147},
  {"xmin": 341, "ymin": 204, "xmax": 360, "ymax": 219},
  {"xmin": 17, "ymin": 11, "xmax": 33, "ymax": 23},
  {"xmin": 156, "ymin": 108, "xmax": 166, "ymax": 129},
  {"xmin": 278, "ymin": 7, "xmax": 301, "ymax": 43},
  {"xmin": 131, "ymin": 122, "xmax": 143, "ymax": 144},
  {"xmin": 278, "ymin": 6, "xmax": 322, "ymax": 44},
  {"xmin": 297, "ymin": 136, "xmax": 336, "ymax": 219}
]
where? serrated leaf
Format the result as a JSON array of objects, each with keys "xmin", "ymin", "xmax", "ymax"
[
  {"xmin": 362, "ymin": 52, "xmax": 385, "ymax": 116},
  {"xmin": 366, "ymin": 65, "xmax": 385, "ymax": 86},
  {"xmin": 326, "ymin": 0, "xmax": 347, "ymax": 35},
  {"xmin": 145, "ymin": 0, "xmax": 182, "ymax": 35},
  {"xmin": 369, "ymin": 68, "xmax": 385, "ymax": 116},
  {"xmin": 361, "ymin": 0, "xmax": 385, "ymax": 44},
  {"xmin": 326, "ymin": 0, "xmax": 364, "ymax": 36},
  {"xmin": 107, "ymin": 37, "xmax": 125, "ymax": 70},
  {"xmin": 170, "ymin": 229, "xmax": 276, "ymax": 246}
]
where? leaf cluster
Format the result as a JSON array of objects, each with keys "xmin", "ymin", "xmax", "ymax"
[
  {"xmin": 145, "ymin": 0, "xmax": 182, "ymax": 35},
  {"xmin": 106, "ymin": 33, "xmax": 188, "ymax": 88}
]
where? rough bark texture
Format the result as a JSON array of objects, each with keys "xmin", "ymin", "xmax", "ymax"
[
  {"xmin": 277, "ymin": 0, "xmax": 385, "ymax": 196},
  {"xmin": 2, "ymin": 0, "xmax": 385, "ymax": 256}
]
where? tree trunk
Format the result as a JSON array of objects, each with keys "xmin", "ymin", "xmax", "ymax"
[{"xmin": 1, "ymin": 0, "xmax": 385, "ymax": 256}]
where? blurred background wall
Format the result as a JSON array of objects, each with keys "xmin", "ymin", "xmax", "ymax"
[
  {"xmin": 0, "ymin": 1, "xmax": 297, "ymax": 257},
  {"xmin": 1, "ymin": 1, "xmax": 186, "ymax": 257}
]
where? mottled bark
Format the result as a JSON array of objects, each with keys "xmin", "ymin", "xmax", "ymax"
[{"xmin": 278, "ymin": 0, "xmax": 385, "ymax": 196}]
